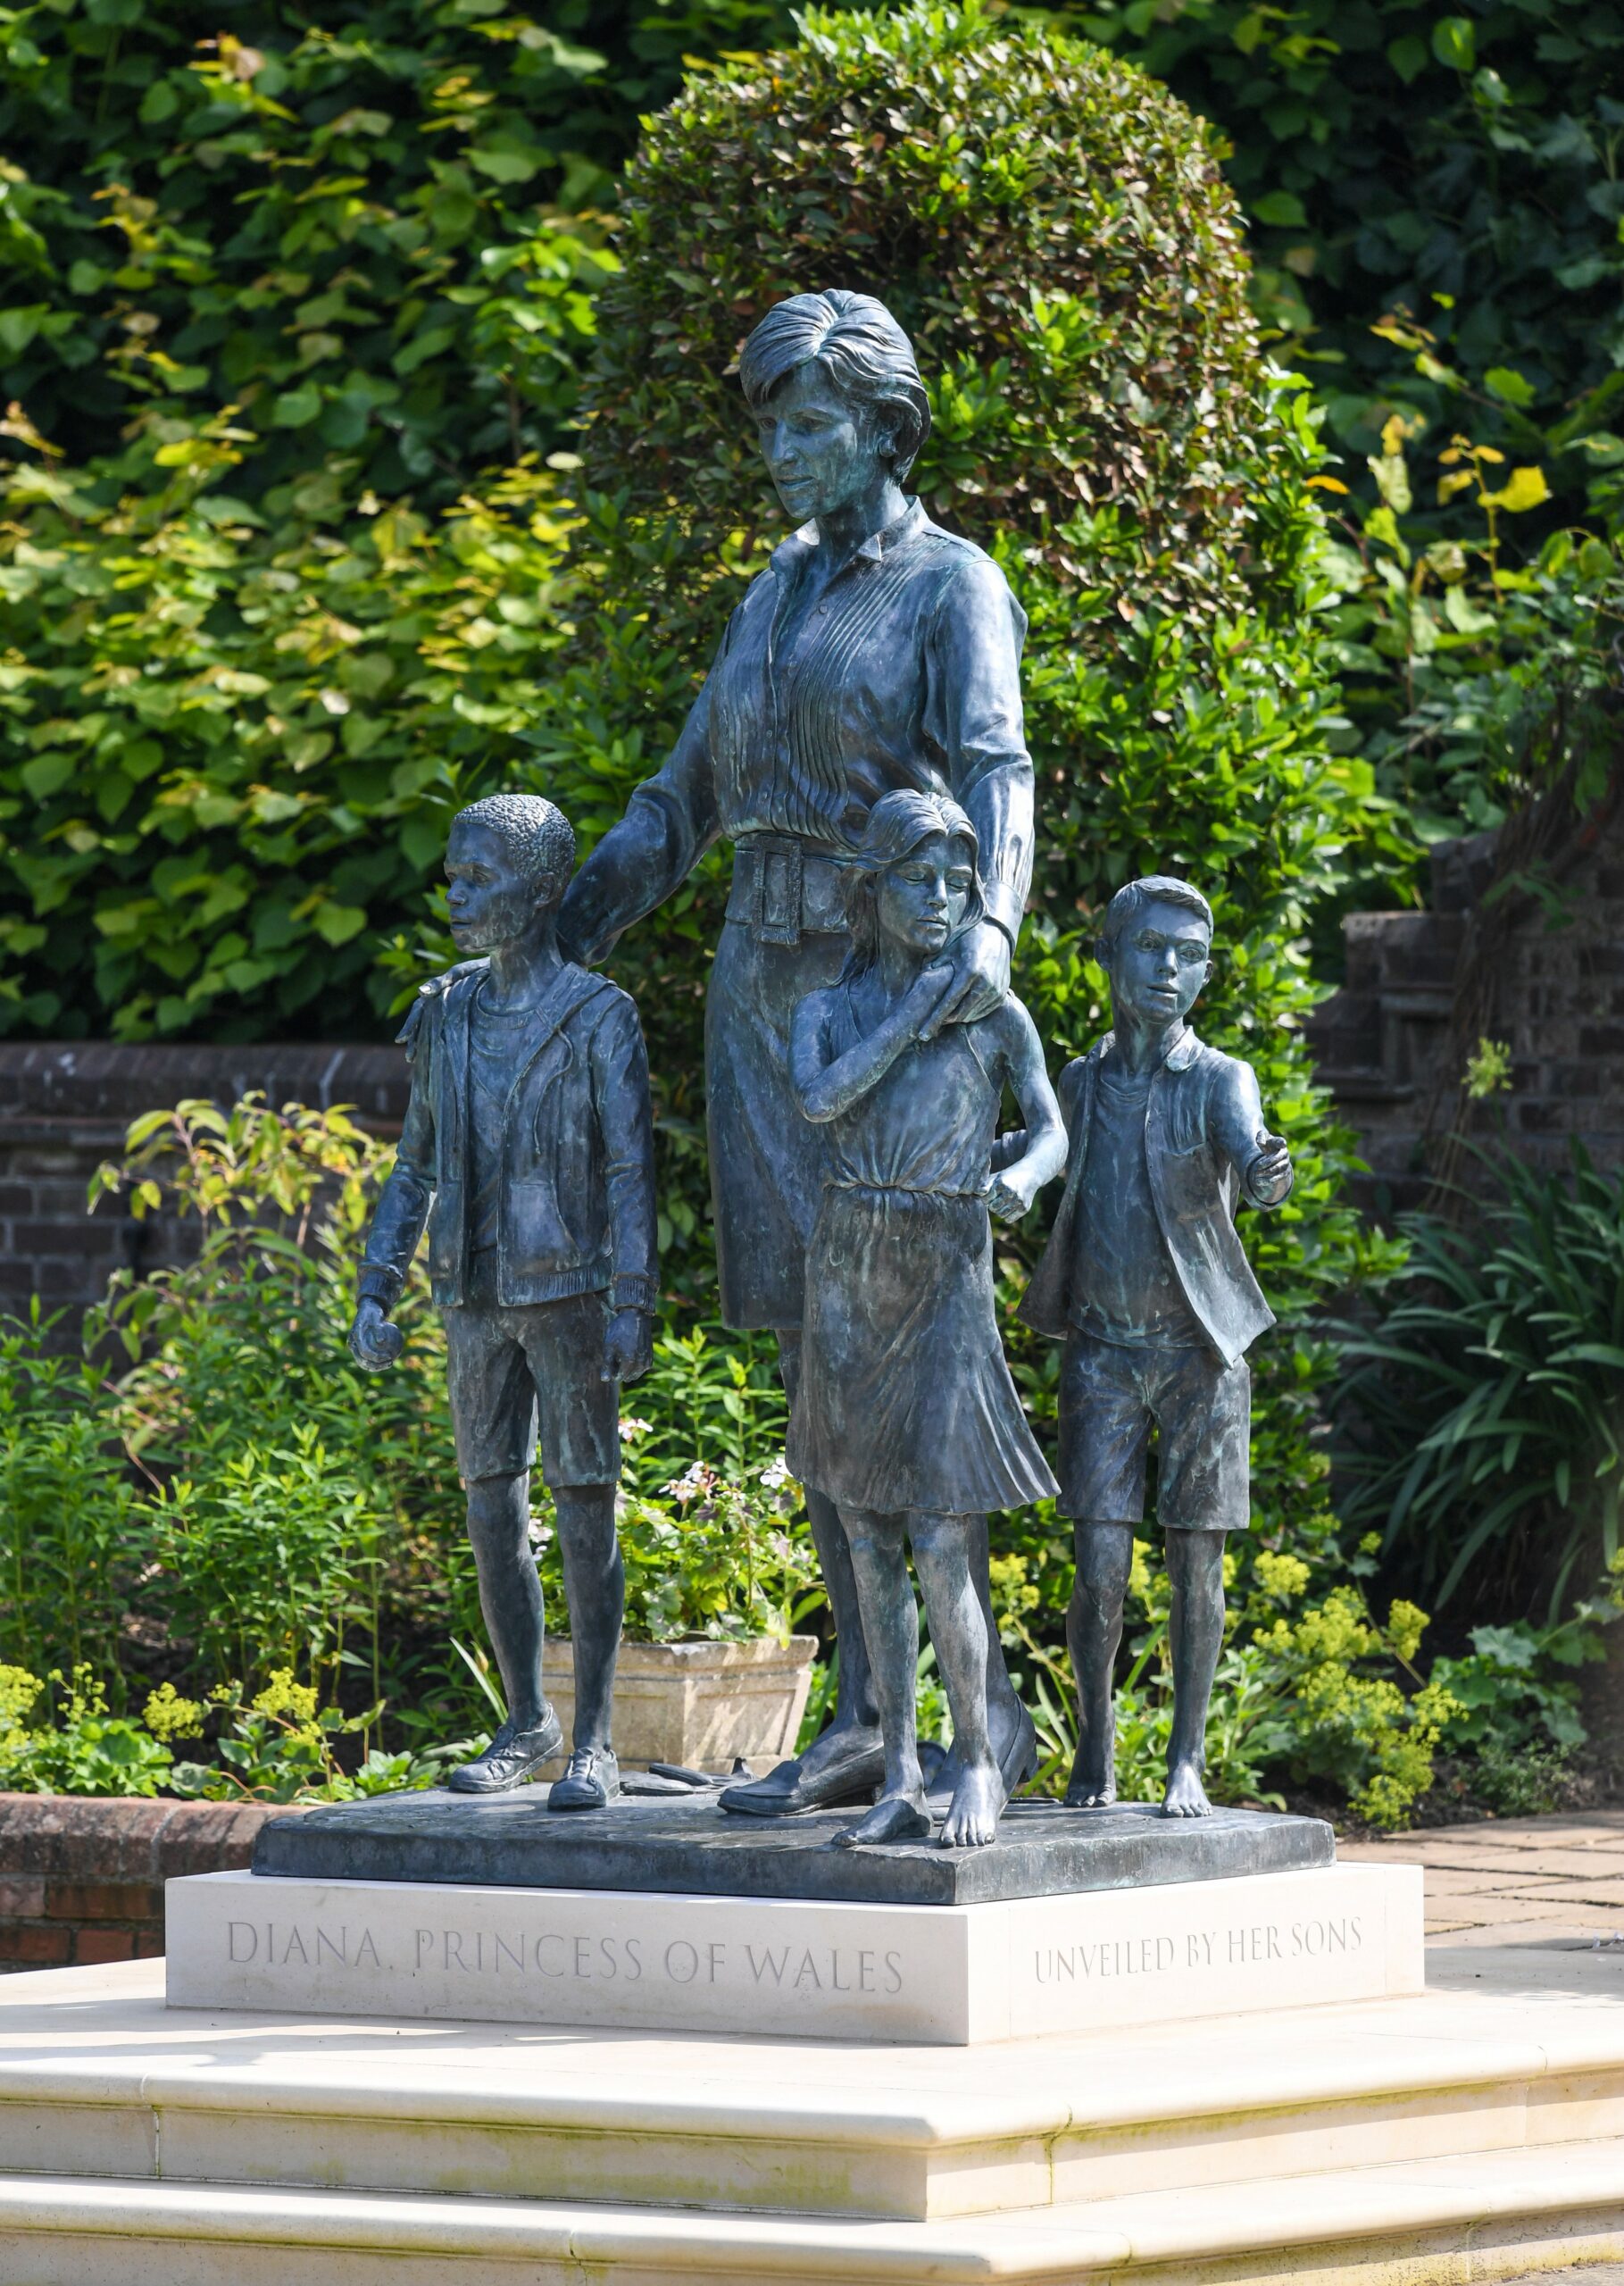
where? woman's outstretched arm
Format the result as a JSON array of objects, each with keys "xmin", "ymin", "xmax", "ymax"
[{"xmin": 790, "ymin": 968, "xmax": 955, "ymax": 1123}]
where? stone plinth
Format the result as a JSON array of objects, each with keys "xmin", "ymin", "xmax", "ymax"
[
  {"xmin": 252, "ymin": 1790, "xmax": 1332, "ymax": 1906},
  {"xmin": 167, "ymin": 1860, "xmax": 1419, "ymax": 2042}
]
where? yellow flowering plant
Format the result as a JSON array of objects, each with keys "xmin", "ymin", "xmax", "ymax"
[{"xmin": 1000, "ymin": 1538, "xmax": 1462, "ymax": 1830}]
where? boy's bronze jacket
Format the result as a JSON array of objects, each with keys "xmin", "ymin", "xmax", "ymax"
[
  {"xmin": 1018, "ymin": 1027, "xmax": 1289, "ymax": 1367},
  {"xmin": 358, "ymin": 958, "xmax": 658, "ymax": 1314}
]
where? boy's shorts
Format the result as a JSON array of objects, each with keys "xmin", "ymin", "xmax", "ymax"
[
  {"xmin": 1057, "ymin": 1331, "xmax": 1250, "ymax": 1532},
  {"xmin": 442, "ymin": 1255, "xmax": 619, "ymax": 1488}
]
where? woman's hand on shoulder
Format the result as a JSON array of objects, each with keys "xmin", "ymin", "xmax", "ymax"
[{"xmin": 909, "ymin": 961, "xmax": 959, "ymax": 1041}]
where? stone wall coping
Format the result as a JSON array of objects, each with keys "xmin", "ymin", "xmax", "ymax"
[{"xmin": 0, "ymin": 1794, "xmax": 308, "ymax": 1881}]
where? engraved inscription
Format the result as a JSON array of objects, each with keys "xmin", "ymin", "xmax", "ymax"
[
  {"xmin": 1033, "ymin": 1915, "xmax": 1363, "ymax": 1985},
  {"xmin": 221, "ymin": 1915, "xmax": 911, "ymax": 1998},
  {"xmin": 227, "ymin": 1920, "xmax": 381, "ymax": 1969}
]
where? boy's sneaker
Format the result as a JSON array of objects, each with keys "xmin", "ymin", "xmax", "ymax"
[
  {"xmin": 446, "ymin": 1708, "xmax": 562, "ymax": 1794},
  {"xmin": 548, "ymin": 1746, "xmax": 621, "ymax": 1811}
]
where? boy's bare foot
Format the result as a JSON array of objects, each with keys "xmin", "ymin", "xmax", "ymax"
[
  {"xmin": 939, "ymin": 1762, "xmax": 1004, "ymax": 1848},
  {"xmin": 1062, "ymin": 1748, "xmax": 1116, "ymax": 1808},
  {"xmin": 1162, "ymin": 1759, "xmax": 1212, "ymax": 1817},
  {"xmin": 832, "ymin": 1789, "xmax": 930, "ymax": 1848}
]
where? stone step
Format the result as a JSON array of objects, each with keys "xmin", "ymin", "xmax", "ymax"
[
  {"xmin": 2, "ymin": 2133, "xmax": 1624, "ymax": 2285},
  {"xmin": 4, "ymin": 1960, "xmax": 1624, "ymax": 2225}
]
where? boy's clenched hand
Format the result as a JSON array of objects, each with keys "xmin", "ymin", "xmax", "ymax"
[
  {"xmin": 1246, "ymin": 1128, "xmax": 1294, "ymax": 1206},
  {"xmin": 348, "ymin": 1298, "xmax": 404, "ymax": 1371},
  {"xmin": 602, "ymin": 1306, "xmax": 654, "ymax": 1383}
]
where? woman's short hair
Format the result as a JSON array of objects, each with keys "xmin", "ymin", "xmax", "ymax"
[
  {"xmin": 738, "ymin": 291, "xmax": 931, "ymax": 482},
  {"xmin": 842, "ymin": 788, "xmax": 984, "ymax": 972}
]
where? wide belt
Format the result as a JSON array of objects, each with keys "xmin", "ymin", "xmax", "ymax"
[{"xmin": 726, "ymin": 832, "xmax": 856, "ymax": 945}]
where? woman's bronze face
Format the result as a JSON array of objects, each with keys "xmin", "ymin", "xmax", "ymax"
[
  {"xmin": 874, "ymin": 831, "xmax": 974, "ymax": 961},
  {"xmin": 754, "ymin": 360, "xmax": 891, "ymax": 527}
]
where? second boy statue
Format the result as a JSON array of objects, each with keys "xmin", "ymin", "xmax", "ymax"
[
  {"xmin": 349, "ymin": 794, "xmax": 658, "ymax": 1807},
  {"xmin": 1021, "ymin": 876, "xmax": 1294, "ymax": 1819}
]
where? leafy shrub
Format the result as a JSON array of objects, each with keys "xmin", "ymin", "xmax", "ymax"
[
  {"xmin": 1337, "ymin": 1146, "xmax": 1624, "ymax": 1622},
  {"xmin": 168, "ymin": 1670, "xmax": 463, "ymax": 1805},
  {"xmin": 0, "ymin": 0, "xmax": 619, "ymax": 1039},
  {"xmin": 1310, "ymin": 337, "xmax": 1623, "ymax": 869},
  {"xmin": 4, "ymin": 1096, "xmax": 819, "ymax": 1763},
  {"xmin": 1431, "ymin": 1612, "xmax": 1601, "ymax": 1761},
  {"xmin": 90, "ymin": 1094, "xmax": 476, "ymax": 1710},
  {"xmin": 0, "ymin": 1664, "xmax": 179, "ymax": 1798},
  {"xmin": 1087, "ymin": 0, "xmax": 1624, "ymax": 533}
]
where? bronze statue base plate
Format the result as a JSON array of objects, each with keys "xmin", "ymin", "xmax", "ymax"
[{"xmin": 253, "ymin": 1791, "xmax": 1332, "ymax": 1906}]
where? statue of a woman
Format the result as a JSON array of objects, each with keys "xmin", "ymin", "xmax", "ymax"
[{"xmin": 558, "ymin": 289, "xmax": 1038, "ymax": 1815}]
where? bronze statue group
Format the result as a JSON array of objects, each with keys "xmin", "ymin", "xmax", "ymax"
[{"xmin": 350, "ymin": 291, "xmax": 1294, "ymax": 1851}]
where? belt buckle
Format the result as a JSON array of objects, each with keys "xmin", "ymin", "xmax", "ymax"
[{"xmin": 754, "ymin": 837, "xmax": 803, "ymax": 946}]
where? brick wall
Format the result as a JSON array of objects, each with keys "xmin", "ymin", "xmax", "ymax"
[
  {"xmin": 0, "ymin": 1040, "xmax": 407, "ymax": 1334},
  {"xmin": 0, "ymin": 1795, "xmax": 305, "ymax": 1970},
  {"xmin": 1305, "ymin": 772, "xmax": 1624, "ymax": 1214}
]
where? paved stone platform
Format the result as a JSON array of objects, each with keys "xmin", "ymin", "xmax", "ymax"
[
  {"xmin": 4, "ymin": 1948, "xmax": 1624, "ymax": 2282},
  {"xmin": 1344, "ymin": 1809, "xmax": 1624, "ymax": 1948},
  {"xmin": 252, "ymin": 1790, "xmax": 1331, "ymax": 1906}
]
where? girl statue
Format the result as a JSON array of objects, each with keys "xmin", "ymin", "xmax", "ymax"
[{"xmin": 786, "ymin": 791, "xmax": 1066, "ymax": 1848}]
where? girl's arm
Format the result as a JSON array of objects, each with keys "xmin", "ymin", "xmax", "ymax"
[
  {"xmin": 985, "ymin": 998, "xmax": 1067, "ymax": 1221},
  {"xmin": 790, "ymin": 966, "xmax": 955, "ymax": 1122}
]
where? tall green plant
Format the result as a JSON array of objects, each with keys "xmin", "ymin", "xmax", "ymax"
[
  {"xmin": 1338, "ymin": 1146, "xmax": 1624, "ymax": 1621},
  {"xmin": 89, "ymin": 1095, "xmax": 478, "ymax": 1710},
  {"xmin": 0, "ymin": 1310, "xmax": 136, "ymax": 1695}
]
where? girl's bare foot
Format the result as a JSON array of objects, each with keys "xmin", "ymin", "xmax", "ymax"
[
  {"xmin": 939, "ymin": 1761, "xmax": 1004, "ymax": 1848},
  {"xmin": 1162, "ymin": 1759, "xmax": 1212, "ymax": 1816},
  {"xmin": 833, "ymin": 1790, "xmax": 930, "ymax": 1848}
]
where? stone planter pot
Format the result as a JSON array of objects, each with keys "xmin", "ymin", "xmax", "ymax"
[{"xmin": 537, "ymin": 1636, "xmax": 819, "ymax": 1775}]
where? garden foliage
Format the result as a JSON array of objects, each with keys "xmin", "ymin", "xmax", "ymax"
[
  {"xmin": 1003, "ymin": 1539, "xmax": 1460, "ymax": 1828},
  {"xmin": 0, "ymin": 1097, "xmax": 820, "ymax": 1795},
  {"xmin": 1087, "ymin": 0, "xmax": 1624, "ymax": 511},
  {"xmin": 0, "ymin": 1094, "xmax": 1478, "ymax": 1821},
  {"xmin": 0, "ymin": 0, "xmax": 622, "ymax": 1039},
  {"xmin": 1338, "ymin": 1146, "xmax": 1624, "ymax": 1624}
]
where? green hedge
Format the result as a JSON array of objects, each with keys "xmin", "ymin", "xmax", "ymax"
[{"xmin": 1085, "ymin": 0, "xmax": 1624, "ymax": 508}]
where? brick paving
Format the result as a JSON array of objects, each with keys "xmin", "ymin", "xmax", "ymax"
[{"xmin": 1341, "ymin": 1810, "xmax": 1624, "ymax": 1948}]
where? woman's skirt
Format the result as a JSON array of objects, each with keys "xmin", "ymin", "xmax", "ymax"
[
  {"xmin": 706, "ymin": 918, "xmax": 847, "ymax": 1332},
  {"xmin": 787, "ymin": 1185, "xmax": 1058, "ymax": 1515}
]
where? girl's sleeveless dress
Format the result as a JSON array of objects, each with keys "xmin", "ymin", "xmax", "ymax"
[{"xmin": 787, "ymin": 984, "xmax": 1058, "ymax": 1515}]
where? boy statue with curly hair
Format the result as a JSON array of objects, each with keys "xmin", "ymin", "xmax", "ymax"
[{"xmin": 349, "ymin": 794, "xmax": 657, "ymax": 1808}]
